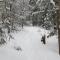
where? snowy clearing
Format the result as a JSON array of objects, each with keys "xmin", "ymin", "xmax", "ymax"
[{"xmin": 0, "ymin": 26, "xmax": 60, "ymax": 60}]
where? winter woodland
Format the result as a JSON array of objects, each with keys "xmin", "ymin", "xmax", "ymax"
[{"xmin": 0, "ymin": 0, "xmax": 60, "ymax": 60}]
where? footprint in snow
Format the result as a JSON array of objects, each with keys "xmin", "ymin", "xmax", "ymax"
[{"xmin": 14, "ymin": 46, "xmax": 22, "ymax": 51}]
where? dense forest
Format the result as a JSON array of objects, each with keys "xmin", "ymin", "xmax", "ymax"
[
  {"xmin": 0, "ymin": 0, "xmax": 57, "ymax": 45},
  {"xmin": 0, "ymin": 0, "xmax": 60, "ymax": 60}
]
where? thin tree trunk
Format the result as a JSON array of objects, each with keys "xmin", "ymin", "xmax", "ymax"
[{"xmin": 56, "ymin": 9, "xmax": 60, "ymax": 54}]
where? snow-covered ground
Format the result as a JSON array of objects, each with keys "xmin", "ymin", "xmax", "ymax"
[{"xmin": 0, "ymin": 26, "xmax": 60, "ymax": 60}]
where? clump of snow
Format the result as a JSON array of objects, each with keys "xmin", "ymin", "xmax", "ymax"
[{"xmin": 50, "ymin": 0, "xmax": 55, "ymax": 5}]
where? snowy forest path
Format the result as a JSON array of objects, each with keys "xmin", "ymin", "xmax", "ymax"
[
  {"xmin": 0, "ymin": 26, "xmax": 60, "ymax": 60},
  {"xmin": 12, "ymin": 26, "xmax": 59, "ymax": 60},
  {"xmin": 13, "ymin": 26, "xmax": 43, "ymax": 60}
]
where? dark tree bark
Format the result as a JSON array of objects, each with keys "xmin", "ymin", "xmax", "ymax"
[
  {"xmin": 57, "ymin": 10, "xmax": 60, "ymax": 54},
  {"xmin": 53, "ymin": 0, "xmax": 60, "ymax": 54},
  {"xmin": 41, "ymin": 35, "xmax": 46, "ymax": 44}
]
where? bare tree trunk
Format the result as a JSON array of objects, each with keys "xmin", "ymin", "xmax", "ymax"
[
  {"xmin": 58, "ymin": 29, "xmax": 60, "ymax": 54},
  {"xmin": 57, "ymin": 10, "xmax": 60, "ymax": 54},
  {"xmin": 53, "ymin": 0, "xmax": 60, "ymax": 55},
  {"xmin": 22, "ymin": 22, "xmax": 23, "ymax": 28}
]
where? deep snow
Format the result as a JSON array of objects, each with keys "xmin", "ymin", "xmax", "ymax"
[{"xmin": 0, "ymin": 26, "xmax": 60, "ymax": 60}]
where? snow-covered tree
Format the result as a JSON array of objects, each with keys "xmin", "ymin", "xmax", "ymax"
[{"xmin": 29, "ymin": 0, "xmax": 55, "ymax": 30}]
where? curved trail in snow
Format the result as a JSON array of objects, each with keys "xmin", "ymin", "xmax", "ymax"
[
  {"xmin": 0, "ymin": 26, "xmax": 60, "ymax": 60},
  {"xmin": 12, "ymin": 26, "xmax": 60, "ymax": 60}
]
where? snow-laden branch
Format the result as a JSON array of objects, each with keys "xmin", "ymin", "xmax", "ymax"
[{"xmin": 32, "ymin": 9, "xmax": 55, "ymax": 15}]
